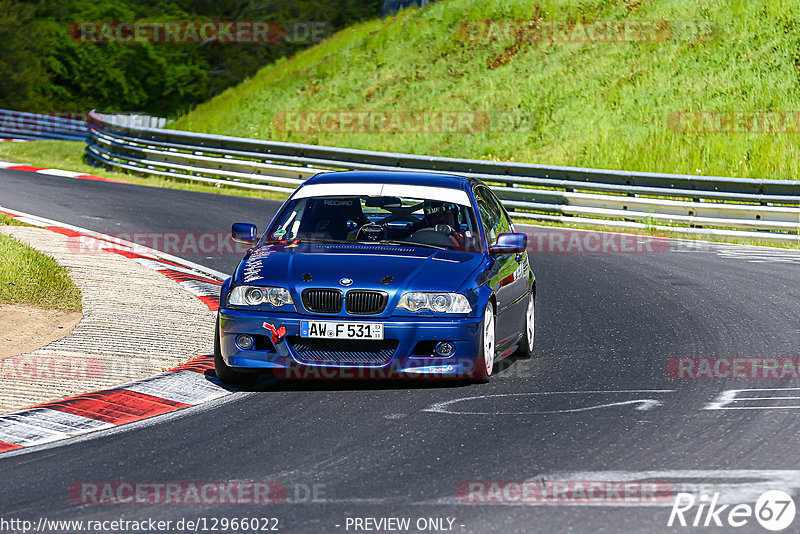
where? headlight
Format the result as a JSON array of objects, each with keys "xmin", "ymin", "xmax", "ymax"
[
  {"xmin": 229, "ymin": 285, "xmax": 294, "ymax": 307},
  {"xmin": 397, "ymin": 292, "xmax": 471, "ymax": 313}
]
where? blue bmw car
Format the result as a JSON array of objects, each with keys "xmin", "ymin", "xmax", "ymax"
[{"xmin": 215, "ymin": 171, "xmax": 535, "ymax": 383}]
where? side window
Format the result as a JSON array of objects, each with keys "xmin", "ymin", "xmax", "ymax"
[
  {"xmin": 487, "ymin": 189, "xmax": 513, "ymax": 234},
  {"xmin": 474, "ymin": 186, "xmax": 502, "ymax": 244}
]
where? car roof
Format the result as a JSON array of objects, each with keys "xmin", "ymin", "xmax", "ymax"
[{"xmin": 304, "ymin": 171, "xmax": 471, "ymax": 190}]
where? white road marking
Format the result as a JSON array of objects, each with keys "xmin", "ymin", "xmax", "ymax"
[
  {"xmin": 537, "ymin": 470, "xmax": 800, "ymax": 506},
  {"xmin": 35, "ymin": 168, "xmax": 83, "ymax": 178},
  {"xmin": 124, "ymin": 371, "xmax": 232, "ymax": 405},
  {"xmin": 132, "ymin": 258, "xmax": 211, "ymax": 277},
  {"xmin": 0, "ymin": 425, "xmax": 64, "ymax": 447},
  {"xmin": 670, "ymin": 240, "xmax": 800, "ymax": 264},
  {"xmin": 705, "ymin": 388, "xmax": 800, "ymax": 410},
  {"xmin": 423, "ymin": 390, "xmax": 675, "ymax": 415},
  {"xmin": 179, "ymin": 279, "xmax": 221, "ymax": 297},
  {"xmin": 0, "ymin": 409, "xmax": 113, "ymax": 446},
  {"xmin": 3, "ymin": 408, "xmax": 112, "ymax": 433},
  {"xmin": 431, "ymin": 470, "xmax": 800, "ymax": 507}
]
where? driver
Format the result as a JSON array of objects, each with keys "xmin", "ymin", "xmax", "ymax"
[
  {"xmin": 425, "ymin": 201, "xmax": 456, "ymax": 228},
  {"xmin": 421, "ymin": 201, "xmax": 466, "ymax": 248}
]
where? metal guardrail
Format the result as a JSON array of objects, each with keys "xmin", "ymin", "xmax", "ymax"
[
  {"xmin": 85, "ymin": 111, "xmax": 800, "ymax": 242},
  {"xmin": 0, "ymin": 110, "xmax": 167, "ymax": 141},
  {"xmin": 0, "ymin": 110, "xmax": 88, "ymax": 141}
]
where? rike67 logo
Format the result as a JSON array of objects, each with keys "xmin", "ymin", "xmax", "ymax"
[{"xmin": 668, "ymin": 490, "xmax": 796, "ymax": 531}]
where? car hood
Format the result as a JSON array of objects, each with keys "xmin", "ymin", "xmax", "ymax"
[{"xmin": 235, "ymin": 243, "xmax": 485, "ymax": 293}]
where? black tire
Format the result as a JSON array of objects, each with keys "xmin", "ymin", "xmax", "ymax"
[
  {"xmin": 514, "ymin": 292, "xmax": 535, "ymax": 359},
  {"xmin": 472, "ymin": 302, "xmax": 496, "ymax": 382},
  {"xmin": 214, "ymin": 315, "xmax": 258, "ymax": 386}
]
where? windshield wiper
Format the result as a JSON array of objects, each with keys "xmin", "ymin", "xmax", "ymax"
[
  {"xmin": 281, "ymin": 237, "xmax": 448, "ymax": 250},
  {"xmin": 292, "ymin": 238, "xmax": 356, "ymax": 245},
  {"xmin": 374, "ymin": 240, "xmax": 448, "ymax": 250}
]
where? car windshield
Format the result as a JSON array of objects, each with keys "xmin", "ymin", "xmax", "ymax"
[{"xmin": 266, "ymin": 193, "xmax": 482, "ymax": 252}]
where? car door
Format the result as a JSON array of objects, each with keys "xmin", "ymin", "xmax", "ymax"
[
  {"xmin": 486, "ymin": 187, "xmax": 529, "ymax": 314},
  {"xmin": 473, "ymin": 185, "xmax": 518, "ymax": 347}
]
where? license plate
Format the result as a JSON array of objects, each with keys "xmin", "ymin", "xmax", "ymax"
[{"xmin": 301, "ymin": 321, "xmax": 384, "ymax": 340}]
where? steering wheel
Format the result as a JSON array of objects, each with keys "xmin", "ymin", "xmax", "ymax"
[
  {"xmin": 433, "ymin": 223, "xmax": 456, "ymax": 236},
  {"xmin": 356, "ymin": 223, "xmax": 386, "ymax": 242}
]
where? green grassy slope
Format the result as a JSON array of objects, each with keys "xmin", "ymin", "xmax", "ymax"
[
  {"xmin": 0, "ymin": 217, "xmax": 82, "ymax": 311},
  {"xmin": 173, "ymin": 0, "xmax": 800, "ymax": 180}
]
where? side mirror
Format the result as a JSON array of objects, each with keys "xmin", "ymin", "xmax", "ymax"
[
  {"xmin": 231, "ymin": 222, "xmax": 258, "ymax": 245},
  {"xmin": 489, "ymin": 233, "xmax": 527, "ymax": 255}
]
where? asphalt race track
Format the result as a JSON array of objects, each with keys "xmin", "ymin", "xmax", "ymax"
[{"xmin": 1, "ymin": 167, "xmax": 800, "ymax": 533}]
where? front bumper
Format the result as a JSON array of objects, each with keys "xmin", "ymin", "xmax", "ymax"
[{"xmin": 218, "ymin": 308, "xmax": 484, "ymax": 378}]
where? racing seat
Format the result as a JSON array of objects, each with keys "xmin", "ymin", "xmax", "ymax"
[{"xmin": 299, "ymin": 198, "xmax": 369, "ymax": 240}]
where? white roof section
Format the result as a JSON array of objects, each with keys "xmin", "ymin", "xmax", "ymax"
[{"xmin": 292, "ymin": 182, "xmax": 472, "ymax": 206}]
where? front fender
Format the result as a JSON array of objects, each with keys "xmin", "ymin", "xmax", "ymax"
[
  {"xmin": 219, "ymin": 277, "xmax": 233, "ymax": 309},
  {"xmin": 457, "ymin": 271, "xmax": 494, "ymax": 319}
]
